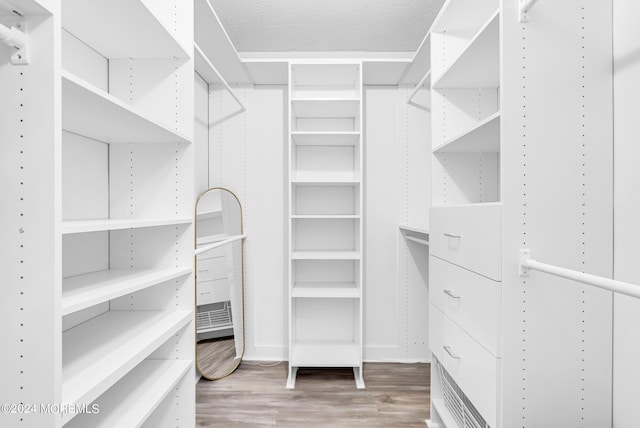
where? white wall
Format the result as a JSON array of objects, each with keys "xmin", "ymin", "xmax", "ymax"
[
  {"xmin": 209, "ymin": 85, "xmax": 429, "ymax": 362},
  {"xmin": 613, "ymin": 1, "xmax": 640, "ymax": 425}
]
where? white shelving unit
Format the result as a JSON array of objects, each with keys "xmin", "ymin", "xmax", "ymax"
[
  {"xmin": 0, "ymin": 0, "xmax": 196, "ymax": 426},
  {"xmin": 287, "ymin": 62, "xmax": 364, "ymax": 389},
  {"xmin": 428, "ymin": 0, "xmax": 614, "ymax": 427}
]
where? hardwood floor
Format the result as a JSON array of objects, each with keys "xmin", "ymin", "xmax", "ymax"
[
  {"xmin": 197, "ymin": 338, "xmax": 240, "ymax": 379},
  {"xmin": 196, "ymin": 362, "xmax": 430, "ymax": 427}
]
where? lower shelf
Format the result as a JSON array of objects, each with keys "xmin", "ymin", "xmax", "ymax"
[
  {"xmin": 290, "ymin": 342, "xmax": 361, "ymax": 367},
  {"xmin": 64, "ymin": 359, "xmax": 192, "ymax": 428},
  {"xmin": 62, "ymin": 310, "xmax": 192, "ymax": 424},
  {"xmin": 292, "ymin": 282, "xmax": 359, "ymax": 298}
]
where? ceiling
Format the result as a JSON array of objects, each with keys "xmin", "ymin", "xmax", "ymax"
[{"xmin": 210, "ymin": 0, "xmax": 445, "ymax": 53}]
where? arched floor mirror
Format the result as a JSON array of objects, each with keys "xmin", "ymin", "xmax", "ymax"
[{"xmin": 195, "ymin": 187, "xmax": 246, "ymax": 380}]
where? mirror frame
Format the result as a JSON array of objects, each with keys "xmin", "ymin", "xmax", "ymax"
[{"xmin": 194, "ymin": 187, "xmax": 246, "ymax": 380}]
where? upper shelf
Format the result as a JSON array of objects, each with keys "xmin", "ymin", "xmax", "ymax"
[
  {"xmin": 62, "ymin": 217, "xmax": 192, "ymax": 235},
  {"xmin": 433, "ymin": 112, "xmax": 501, "ymax": 153},
  {"xmin": 194, "ymin": 0, "xmax": 252, "ymax": 84},
  {"xmin": 292, "ymin": 132, "xmax": 360, "ymax": 146},
  {"xmin": 62, "ymin": 0, "xmax": 189, "ymax": 59},
  {"xmin": 401, "ymin": 33, "xmax": 431, "ymax": 85},
  {"xmin": 291, "ymin": 99, "xmax": 360, "ymax": 118},
  {"xmin": 432, "ymin": 11, "xmax": 500, "ymax": 89},
  {"xmin": 62, "ymin": 71, "xmax": 191, "ymax": 144}
]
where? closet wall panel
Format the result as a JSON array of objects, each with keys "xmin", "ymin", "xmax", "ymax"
[{"xmin": 613, "ymin": 0, "xmax": 640, "ymax": 425}]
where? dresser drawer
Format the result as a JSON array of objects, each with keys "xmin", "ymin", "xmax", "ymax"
[
  {"xmin": 430, "ymin": 255, "xmax": 502, "ymax": 356},
  {"xmin": 197, "ymin": 278, "xmax": 230, "ymax": 306},
  {"xmin": 430, "ymin": 204, "xmax": 501, "ymax": 280},
  {"xmin": 196, "ymin": 256, "xmax": 228, "ymax": 282},
  {"xmin": 430, "ymin": 304, "xmax": 499, "ymax": 428}
]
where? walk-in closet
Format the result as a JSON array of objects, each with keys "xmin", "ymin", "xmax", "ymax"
[{"xmin": 1, "ymin": 0, "xmax": 639, "ymax": 427}]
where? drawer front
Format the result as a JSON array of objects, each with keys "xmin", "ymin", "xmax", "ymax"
[
  {"xmin": 430, "ymin": 204, "xmax": 502, "ymax": 280},
  {"xmin": 430, "ymin": 304, "xmax": 499, "ymax": 428},
  {"xmin": 197, "ymin": 256, "xmax": 228, "ymax": 282},
  {"xmin": 197, "ymin": 245, "xmax": 227, "ymax": 262},
  {"xmin": 197, "ymin": 278, "xmax": 230, "ymax": 306},
  {"xmin": 430, "ymin": 255, "xmax": 502, "ymax": 356}
]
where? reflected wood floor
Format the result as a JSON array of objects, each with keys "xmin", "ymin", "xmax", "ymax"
[
  {"xmin": 196, "ymin": 362, "xmax": 430, "ymax": 427},
  {"xmin": 197, "ymin": 338, "xmax": 239, "ymax": 379}
]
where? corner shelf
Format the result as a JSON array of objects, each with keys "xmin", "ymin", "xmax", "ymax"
[
  {"xmin": 62, "ymin": 0, "xmax": 190, "ymax": 59},
  {"xmin": 433, "ymin": 112, "xmax": 501, "ymax": 153},
  {"xmin": 292, "ymin": 282, "xmax": 359, "ymax": 299},
  {"xmin": 64, "ymin": 359, "xmax": 192, "ymax": 428},
  {"xmin": 61, "ymin": 217, "xmax": 192, "ymax": 235},
  {"xmin": 62, "ymin": 71, "xmax": 192, "ymax": 144},
  {"xmin": 292, "ymin": 250, "xmax": 361, "ymax": 260},
  {"xmin": 62, "ymin": 310, "xmax": 192, "ymax": 424},
  {"xmin": 62, "ymin": 267, "xmax": 192, "ymax": 316},
  {"xmin": 432, "ymin": 11, "xmax": 500, "ymax": 89},
  {"xmin": 291, "ymin": 99, "xmax": 360, "ymax": 118},
  {"xmin": 291, "ymin": 132, "xmax": 360, "ymax": 146}
]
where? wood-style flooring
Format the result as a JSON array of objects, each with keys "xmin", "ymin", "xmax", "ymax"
[
  {"xmin": 197, "ymin": 338, "xmax": 239, "ymax": 379},
  {"xmin": 196, "ymin": 362, "xmax": 430, "ymax": 427}
]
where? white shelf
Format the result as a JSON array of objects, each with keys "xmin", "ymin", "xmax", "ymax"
[
  {"xmin": 61, "ymin": 217, "xmax": 192, "ymax": 235},
  {"xmin": 62, "ymin": 310, "xmax": 192, "ymax": 424},
  {"xmin": 292, "ymin": 250, "xmax": 360, "ymax": 260},
  {"xmin": 194, "ymin": 42, "xmax": 245, "ymax": 111},
  {"xmin": 62, "ymin": 0, "xmax": 189, "ymax": 59},
  {"xmin": 292, "ymin": 132, "xmax": 360, "ymax": 146},
  {"xmin": 290, "ymin": 343, "xmax": 361, "ymax": 367},
  {"xmin": 406, "ymin": 236, "xmax": 430, "ymax": 246},
  {"xmin": 291, "ymin": 99, "xmax": 360, "ymax": 118},
  {"xmin": 292, "ymin": 215, "xmax": 360, "ymax": 219},
  {"xmin": 399, "ymin": 224, "xmax": 430, "ymax": 236},
  {"xmin": 196, "ymin": 209, "xmax": 222, "ymax": 221},
  {"xmin": 62, "ymin": 267, "xmax": 192, "ymax": 316},
  {"xmin": 64, "ymin": 359, "xmax": 192, "ymax": 428},
  {"xmin": 194, "ymin": 0, "xmax": 251, "ymax": 84},
  {"xmin": 292, "ymin": 282, "xmax": 359, "ymax": 299},
  {"xmin": 402, "ymin": 33, "xmax": 431, "ymax": 85},
  {"xmin": 292, "ymin": 173, "xmax": 360, "ymax": 184},
  {"xmin": 433, "ymin": 112, "xmax": 501, "ymax": 153},
  {"xmin": 432, "ymin": 11, "xmax": 500, "ymax": 89},
  {"xmin": 62, "ymin": 71, "xmax": 191, "ymax": 144},
  {"xmin": 291, "ymin": 63, "xmax": 360, "ymax": 88}
]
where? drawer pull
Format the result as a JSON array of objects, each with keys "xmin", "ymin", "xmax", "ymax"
[
  {"xmin": 443, "ymin": 345, "xmax": 461, "ymax": 359},
  {"xmin": 444, "ymin": 232, "xmax": 462, "ymax": 239},
  {"xmin": 443, "ymin": 289, "xmax": 461, "ymax": 299}
]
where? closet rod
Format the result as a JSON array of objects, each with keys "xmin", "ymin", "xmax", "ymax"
[
  {"xmin": 406, "ymin": 69, "xmax": 431, "ymax": 104},
  {"xmin": 194, "ymin": 42, "xmax": 245, "ymax": 112},
  {"xmin": 519, "ymin": 0, "xmax": 539, "ymax": 22},
  {"xmin": 519, "ymin": 249, "xmax": 640, "ymax": 299},
  {"xmin": 0, "ymin": 21, "xmax": 25, "ymax": 49},
  {"xmin": 195, "ymin": 233, "xmax": 246, "ymax": 256}
]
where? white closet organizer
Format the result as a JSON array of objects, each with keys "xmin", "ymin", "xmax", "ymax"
[
  {"xmin": 1, "ymin": 0, "xmax": 196, "ymax": 426},
  {"xmin": 287, "ymin": 62, "xmax": 365, "ymax": 389},
  {"xmin": 428, "ymin": 0, "xmax": 613, "ymax": 427}
]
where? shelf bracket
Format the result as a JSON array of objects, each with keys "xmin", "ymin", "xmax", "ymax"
[
  {"xmin": 0, "ymin": 20, "xmax": 29, "ymax": 64},
  {"xmin": 519, "ymin": 0, "xmax": 538, "ymax": 23}
]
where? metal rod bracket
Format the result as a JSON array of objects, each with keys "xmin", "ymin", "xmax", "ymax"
[
  {"xmin": 519, "ymin": 248, "xmax": 531, "ymax": 277},
  {"xmin": 0, "ymin": 20, "xmax": 29, "ymax": 64},
  {"xmin": 519, "ymin": 0, "xmax": 539, "ymax": 23}
]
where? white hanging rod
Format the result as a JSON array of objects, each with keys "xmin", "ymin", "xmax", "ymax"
[
  {"xmin": 519, "ymin": 249, "xmax": 640, "ymax": 299},
  {"xmin": 194, "ymin": 42, "xmax": 245, "ymax": 112},
  {"xmin": 406, "ymin": 69, "xmax": 431, "ymax": 104},
  {"xmin": 195, "ymin": 233, "xmax": 246, "ymax": 256},
  {"xmin": 0, "ymin": 21, "xmax": 25, "ymax": 49},
  {"xmin": 519, "ymin": 0, "xmax": 539, "ymax": 23}
]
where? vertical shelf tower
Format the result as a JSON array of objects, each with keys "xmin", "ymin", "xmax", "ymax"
[
  {"xmin": 287, "ymin": 62, "xmax": 365, "ymax": 389},
  {"xmin": 1, "ymin": 0, "xmax": 196, "ymax": 426},
  {"xmin": 428, "ymin": 0, "xmax": 613, "ymax": 427}
]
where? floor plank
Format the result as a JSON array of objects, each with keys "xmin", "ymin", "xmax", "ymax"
[{"xmin": 197, "ymin": 362, "xmax": 430, "ymax": 427}]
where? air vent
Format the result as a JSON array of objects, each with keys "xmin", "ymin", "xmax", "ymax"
[{"xmin": 434, "ymin": 357, "xmax": 490, "ymax": 428}]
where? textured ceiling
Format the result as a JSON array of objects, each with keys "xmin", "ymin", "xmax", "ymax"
[{"xmin": 210, "ymin": 0, "xmax": 445, "ymax": 53}]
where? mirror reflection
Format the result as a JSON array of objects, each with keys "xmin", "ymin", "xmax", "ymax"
[{"xmin": 195, "ymin": 188, "xmax": 245, "ymax": 379}]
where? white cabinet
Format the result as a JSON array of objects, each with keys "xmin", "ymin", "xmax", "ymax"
[
  {"xmin": 287, "ymin": 62, "xmax": 364, "ymax": 389},
  {"xmin": 428, "ymin": 0, "xmax": 614, "ymax": 427}
]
